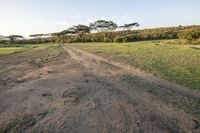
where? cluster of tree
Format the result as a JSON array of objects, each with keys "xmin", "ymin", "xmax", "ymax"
[
  {"xmin": 0, "ymin": 35, "xmax": 24, "ymax": 44},
  {"xmin": 51, "ymin": 20, "xmax": 140, "ymax": 44},
  {"xmin": 1, "ymin": 19, "xmax": 200, "ymax": 45},
  {"xmin": 0, "ymin": 34, "xmax": 52, "ymax": 45},
  {"xmin": 51, "ymin": 20, "xmax": 200, "ymax": 44}
]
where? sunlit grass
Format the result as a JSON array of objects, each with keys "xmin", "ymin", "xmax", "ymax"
[
  {"xmin": 0, "ymin": 47, "xmax": 25, "ymax": 55},
  {"xmin": 71, "ymin": 41, "xmax": 200, "ymax": 90}
]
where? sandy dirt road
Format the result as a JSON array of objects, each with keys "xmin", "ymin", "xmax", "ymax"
[{"xmin": 0, "ymin": 45, "xmax": 200, "ymax": 133}]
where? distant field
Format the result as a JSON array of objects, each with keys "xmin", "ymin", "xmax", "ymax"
[
  {"xmin": 71, "ymin": 40, "xmax": 200, "ymax": 90},
  {"xmin": 0, "ymin": 44, "xmax": 39, "ymax": 55},
  {"xmin": 0, "ymin": 47, "xmax": 25, "ymax": 55}
]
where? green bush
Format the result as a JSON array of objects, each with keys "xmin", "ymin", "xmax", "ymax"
[
  {"xmin": 126, "ymin": 34, "xmax": 141, "ymax": 41},
  {"xmin": 178, "ymin": 28, "xmax": 200, "ymax": 43},
  {"xmin": 122, "ymin": 36, "xmax": 128, "ymax": 43}
]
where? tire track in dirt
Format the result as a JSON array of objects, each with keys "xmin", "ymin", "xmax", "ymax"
[
  {"xmin": 65, "ymin": 46, "xmax": 200, "ymax": 101},
  {"xmin": 65, "ymin": 45, "xmax": 200, "ymax": 122},
  {"xmin": 63, "ymin": 45, "xmax": 200, "ymax": 132}
]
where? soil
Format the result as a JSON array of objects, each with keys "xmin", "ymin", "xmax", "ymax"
[{"xmin": 0, "ymin": 45, "xmax": 200, "ymax": 133}]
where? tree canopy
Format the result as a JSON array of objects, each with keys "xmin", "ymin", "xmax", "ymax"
[
  {"xmin": 89, "ymin": 20, "xmax": 118, "ymax": 32},
  {"xmin": 6, "ymin": 35, "xmax": 23, "ymax": 43},
  {"xmin": 59, "ymin": 29, "xmax": 75, "ymax": 35},
  {"xmin": 0, "ymin": 35, "xmax": 5, "ymax": 40},
  {"xmin": 68, "ymin": 24, "xmax": 90, "ymax": 35},
  {"xmin": 119, "ymin": 23, "xmax": 140, "ymax": 30},
  {"xmin": 29, "ymin": 34, "xmax": 44, "ymax": 38},
  {"xmin": 6, "ymin": 35, "xmax": 23, "ymax": 38}
]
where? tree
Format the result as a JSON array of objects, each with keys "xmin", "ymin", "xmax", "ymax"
[
  {"xmin": 72, "ymin": 24, "xmax": 90, "ymax": 34},
  {"xmin": 51, "ymin": 25, "xmax": 90, "ymax": 44},
  {"xmin": 29, "ymin": 34, "xmax": 45, "ymax": 43},
  {"xmin": 54, "ymin": 26, "xmax": 77, "ymax": 44},
  {"xmin": 6, "ymin": 35, "xmax": 23, "ymax": 44},
  {"xmin": 89, "ymin": 20, "xmax": 118, "ymax": 42},
  {"xmin": 178, "ymin": 28, "xmax": 200, "ymax": 43},
  {"xmin": 0, "ymin": 35, "xmax": 7, "ymax": 44},
  {"xmin": 29, "ymin": 34, "xmax": 44, "ymax": 39},
  {"xmin": 0, "ymin": 35, "xmax": 5, "ymax": 40},
  {"xmin": 51, "ymin": 32, "xmax": 66, "ymax": 45},
  {"xmin": 71, "ymin": 24, "xmax": 90, "ymax": 40},
  {"xmin": 59, "ymin": 29, "xmax": 75, "ymax": 35},
  {"xmin": 89, "ymin": 20, "xmax": 118, "ymax": 32},
  {"xmin": 119, "ymin": 22, "xmax": 140, "ymax": 31}
]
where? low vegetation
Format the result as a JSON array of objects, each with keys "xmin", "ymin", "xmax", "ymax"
[
  {"xmin": 178, "ymin": 28, "xmax": 200, "ymax": 44},
  {"xmin": 71, "ymin": 40, "xmax": 200, "ymax": 90}
]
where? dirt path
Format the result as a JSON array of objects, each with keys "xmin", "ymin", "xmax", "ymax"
[
  {"xmin": 0, "ymin": 46, "xmax": 200, "ymax": 133},
  {"xmin": 66, "ymin": 46, "xmax": 200, "ymax": 101}
]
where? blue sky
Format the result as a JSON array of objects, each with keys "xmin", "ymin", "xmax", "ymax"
[{"xmin": 0, "ymin": 0, "xmax": 200, "ymax": 36}]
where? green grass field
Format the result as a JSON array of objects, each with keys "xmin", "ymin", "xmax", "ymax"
[{"xmin": 71, "ymin": 40, "xmax": 200, "ymax": 91}]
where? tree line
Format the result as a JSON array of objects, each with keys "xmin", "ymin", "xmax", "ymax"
[{"xmin": 0, "ymin": 20, "xmax": 200, "ymax": 45}]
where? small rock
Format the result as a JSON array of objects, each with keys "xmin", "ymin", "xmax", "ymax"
[
  {"xmin": 16, "ymin": 78, "xmax": 24, "ymax": 83},
  {"xmin": 47, "ymin": 69, "xmax": 53, "ymax": 73},
  {"xmin": 42, "ymin": 93, "xmax": 52, "ymax": 97}
]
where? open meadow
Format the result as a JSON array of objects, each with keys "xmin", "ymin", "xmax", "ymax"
[{"xmin": 71, "ymin": 40, "xmax": 200, "ymax": 91}]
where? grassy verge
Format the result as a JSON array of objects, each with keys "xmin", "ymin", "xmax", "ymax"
[{"xmin": 70, "ymin": 40, "xmax": 200, "ymax": 91}]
